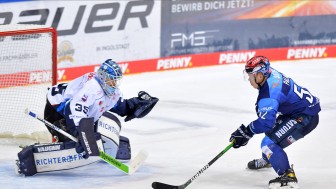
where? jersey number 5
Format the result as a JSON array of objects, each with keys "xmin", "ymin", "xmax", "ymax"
[{"xmin": 293, "ymin": 84, "xmax": 313, "ymax": 104}]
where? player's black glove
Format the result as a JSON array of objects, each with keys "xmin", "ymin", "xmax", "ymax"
[
  {"xmin": 230, "ymin": 124, "xmax": 254, "ymax": 148},
  {"xmin": 125, "ymin": 91, "xmax": 159, "ymax": 122}
]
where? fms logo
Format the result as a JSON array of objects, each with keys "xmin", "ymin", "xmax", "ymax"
[
  {"xmin": 171, "ymin": 30, "xmax": 219, "ymax": 48},
  {"xmin": 58, "ymin": 41, "xmax": 75, "ymax": 67}
]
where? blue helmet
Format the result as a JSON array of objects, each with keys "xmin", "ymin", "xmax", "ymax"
[{"xmin": 96, "ymin": 59, "xmax": 123, "ymax": 96}]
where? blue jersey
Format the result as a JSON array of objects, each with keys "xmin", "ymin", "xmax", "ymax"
[{"xmin": 248, "ymin": 68, "xmax": 321, "ymax": 134}]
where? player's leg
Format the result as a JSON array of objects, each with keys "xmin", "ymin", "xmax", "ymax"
[
  {"xmin": 16, "ymin": 136, "xmax": 103, "ymax": 176},
  {"xmin": 248, "ymin": 114, "xmax": 319, "ymax": 170},
  {"xmin": 247, "ymin": 152, "xmax": 272, "ymax": 169},
  {"xmin": 262, "ymin": 136, "xmax": 298, "ymax": 189},
  {"xmin": 265, "ymin": 114, "xmax": 319, "ymax": 188}
]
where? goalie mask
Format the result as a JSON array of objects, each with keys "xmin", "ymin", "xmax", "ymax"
[{"xmin": 96, "ymin": 59, "xmax": 123, "ymax": 97}]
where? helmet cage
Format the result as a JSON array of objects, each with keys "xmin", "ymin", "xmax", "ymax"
[{"xmin": 96, "ymin": 59, "xmax": 122, "ymax": 96}]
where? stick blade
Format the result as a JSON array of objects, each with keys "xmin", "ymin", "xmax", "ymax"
[
  {"xmin": 128, "ymin": 150, "xmax": 149, "ymax": 174},
  {"xmin": 152, "ymin": 182, "xmax": 180, "ymax": 189}
]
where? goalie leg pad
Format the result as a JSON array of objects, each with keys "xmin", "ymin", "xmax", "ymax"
[
  {"xmin": 96, "ymin": 112, "xmax": 131, "ymax": 160},
  {"xmin": 116, "ymin": 136, "xmax": 131, "ymax": 160},
  {"xmin": 17, "ymin": 145, "xmax": 37, "ymax": 176},
  {"xmin": 97, "ymin": 111, "xmax": 121, "ymax": 157},
  {"xmin": 17, "ymin": 138, "xmax": 103, "ymax": 176},
  {"xmin": 76, "ymin": 118, "xmax": 100, "ymax": 158}
]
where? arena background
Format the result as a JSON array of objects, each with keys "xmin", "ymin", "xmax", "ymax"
[{"xmin": 1, "ymin": 0, "xmax": 336, "ymax": 83}]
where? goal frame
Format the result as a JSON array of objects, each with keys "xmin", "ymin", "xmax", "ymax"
[
  {"xmin": 0, "ymin": 26, "xmax": 58, "ymax": 85},
  {"xmin": 0, "ymin": 25, "xmax": 58, "ymax": 142}
]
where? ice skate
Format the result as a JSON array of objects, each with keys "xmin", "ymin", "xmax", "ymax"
[
  {"xmin": 269, "ymin": 167, "xmax": 299, "ymax": 189},
  {"xmin": 14, "ymin": 160, "xmax": 22, "ymax": 175},
  {"xmin": 247, "ymin": 158, "xmax": 272, "ymax": 170}
]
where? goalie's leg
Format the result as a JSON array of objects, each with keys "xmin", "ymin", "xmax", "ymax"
[
  {"xmin": 44, "ymin": 99, "xmax": 68, "ymax": 142},
  {"xmin": 97, "ymin": 112, "xmax": 131, "ymax": 161},
  {"xmin": 16, "ymin": 139, "xmax": 102, "ymax": 176}
]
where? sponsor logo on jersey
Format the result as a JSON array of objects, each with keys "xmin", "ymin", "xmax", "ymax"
[
  {"xmin": 219, "ymin": 51, "xmax": 256, "ymax": 64},
  {"xmin": 36, "ymin": 145, "xmax": 61, "ymax": 153},
  {"xmin": 275, "ymin": 120, "xmax": 297, "ymax": 138},
  {"xmin": 157, "ymin": 56, "xmax": 192, "ymax": 70},
  {"xmin": 286, "ymin": 135, "xmax": 296, "ymax": 144},
  {"xmin": 283, "ymin": 75, "xmax": 290, "ymax": 86},
  {"xmin": 81, "ymin": 94, "xmax": 88, "ymax": 102},
  {"xmin": 287, "ymin": 47, "xmax": 326, "ymax": 59}
]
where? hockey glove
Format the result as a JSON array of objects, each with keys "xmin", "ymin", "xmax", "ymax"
[
  {"xmin": 230, "ymin": 124, "xmax": 254, "ymax": 148},
  {"xmin": 125, "ymin": 91, "xmax": 159, "ymax": 122}
]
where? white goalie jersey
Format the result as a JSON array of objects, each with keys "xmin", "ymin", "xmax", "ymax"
[{"xmin": 47, "ymin": 72, "xmax": 122, "ymax": 126}]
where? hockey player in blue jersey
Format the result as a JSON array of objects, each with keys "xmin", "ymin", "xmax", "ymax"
[
  {"xmin": 16, "ymin": 59, "xmax": 158, "ymax": 176},
  {"xmin": 229, "ymin": 56, "xmax": 320, "ymax": 189}
]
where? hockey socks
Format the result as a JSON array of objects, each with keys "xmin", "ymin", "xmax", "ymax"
[{"xmin": 266, "ymin": 143, "xmax": 290, "ymax": 175}]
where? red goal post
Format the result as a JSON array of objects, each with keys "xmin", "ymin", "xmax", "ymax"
[{"xmin": 0, "ymin": 24, "xmax": 57, "ymax": 142}]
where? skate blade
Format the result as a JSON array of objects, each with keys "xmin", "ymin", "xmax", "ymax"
[
  {"xmin": 14, "ymin": 160, "xmax": 21, "ymax": 175},
  {"xmin": 269, "ymin": 182, "xmax": 300, "ymax": 189}
]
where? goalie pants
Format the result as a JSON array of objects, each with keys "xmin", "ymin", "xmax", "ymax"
[{"xmin": 44, "ymin": 99, "xmax": 70, "ymax": 141}]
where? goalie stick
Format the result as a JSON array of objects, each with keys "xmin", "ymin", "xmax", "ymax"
[
  {"xmin": 24, "ymin": 108, "xmax": 148, "ymax": 175},
  {"xmin": 152, "ymin": 141, "xmax": 234, "ymax": 189}
]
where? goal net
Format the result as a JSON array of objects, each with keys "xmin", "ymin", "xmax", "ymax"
[{"xmin": 0, "ymin": 24, "xmax": 57, "ymax": 143}]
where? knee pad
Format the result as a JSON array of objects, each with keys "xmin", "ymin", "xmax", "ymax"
[{"xmin": 116, "ymin": 136, "xmax": 131, "ymax": 160}]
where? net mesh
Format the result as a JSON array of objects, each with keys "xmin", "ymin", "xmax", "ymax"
[{"xmin": 0, "ymin": 24, "xmax": 56, "ymax": 142}]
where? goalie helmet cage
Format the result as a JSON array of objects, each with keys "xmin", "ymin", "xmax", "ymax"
[{"xmin": 0, "ymin": 24, "xmax": 57, "ymax": 142}]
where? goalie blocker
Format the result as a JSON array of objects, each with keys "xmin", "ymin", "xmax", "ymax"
[{"xmin": 16, "ymin": 112, "xmax": 131, "ymax": 176}]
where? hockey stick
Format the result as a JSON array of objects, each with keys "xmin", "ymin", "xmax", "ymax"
[
  {"xmin": 24, "ymin": 108, "xmax": 148, "ymax": 175},
  {"xmin": 152, "ymin": 141, "xmax": 234, "ymax": 189}
]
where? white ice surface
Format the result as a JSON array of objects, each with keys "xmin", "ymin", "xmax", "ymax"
[{"xmin": 1, "ymin": 59, "xmax": 335, "ymax": 189}]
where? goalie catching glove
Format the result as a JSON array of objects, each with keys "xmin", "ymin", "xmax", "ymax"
[{"xmin": 124, "ymin": 91, "xmax": 159, "ymax": 122}]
